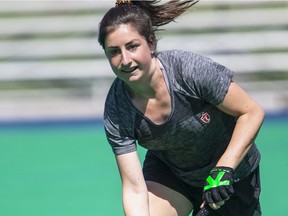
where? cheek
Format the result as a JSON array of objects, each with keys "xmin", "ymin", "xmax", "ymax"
[
  {"xmin": 107, "ymin": 59, "xmax": 120, "ymax": 76},
  {"xmin": 140, "ymin": 51, "xmax": 153, "ymax": 68},
  {"xmin": 109, "ymin": 57, "xmax": 121, "ymax": 69},
  {"xmin": 136, "ymin": 45, "xmax": 151, "ymax": 60}
]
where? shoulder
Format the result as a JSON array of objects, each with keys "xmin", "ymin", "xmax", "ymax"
[
  {"xmin": 157, "ymin": 49, "xmax": 200, "ymax": 64},
  {"xmin": 105, "ymin": 78, "xmax": 123, "ymax": 110},
  {"xmin": 104, "ymin": 78, "xmax": 131, "ymax": 117},
  {"xmin": 157, "ymin": 50, "xmax": 235, "ymax": 104},
  {"xmin": 158, "ymin": 49, "xmax": 234, "ymax": 77},
  {"xmin": 104, "ymin": 78, "xmax": 138, "ymax": 126},
  {"xmin": 157, "ymin": 50, "xmax": 216, "ymax": 75}
]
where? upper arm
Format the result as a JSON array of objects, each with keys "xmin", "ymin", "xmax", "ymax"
[
  {"xmin": 116, "ymin": 151, "xmax": 147, "ymax": 191},
  {"xmin": 216, "ymin": 82, "xmax": 264, "ymax": 118}
]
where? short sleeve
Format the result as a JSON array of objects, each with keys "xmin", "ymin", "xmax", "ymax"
[
  {"xmin": 103, "ymin": 79, "xmax": 137, "ymax": 155},
  {"xmin": 180, "ymin": 52, "xmax": 234, "ymax": 105},
  {"xmin": 104, "ymin": 114, "xmax": 136, "ymax": 155}
]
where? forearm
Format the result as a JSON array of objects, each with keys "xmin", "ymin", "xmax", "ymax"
[
  {"xmin": 116, "ymin": 152, "xmax": 150, "ymax": 216},
  {"xmin": 122, "ymin": 187, "xmax": 149, "ymax": 216},
  {"xmin": 217, "ymin": 107, "xmax": 265, "ymax": 169}
]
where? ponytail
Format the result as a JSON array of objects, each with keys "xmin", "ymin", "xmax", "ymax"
[
  {"xmin": 133, "ymin": 0, "xmax": 198, "ymax": 27},
  {"xmin": 98, "ymin": 0, "xmax": 198, "ymax": 49}
]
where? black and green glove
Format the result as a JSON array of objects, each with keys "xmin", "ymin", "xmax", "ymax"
[{"xmin": 203, "ymin": 166, "xmax": 235, "ymax": 205}]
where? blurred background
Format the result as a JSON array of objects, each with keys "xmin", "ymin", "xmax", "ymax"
[{"xmin": 0, "ymin": 0, "xmax": 287, "ymax": 215}]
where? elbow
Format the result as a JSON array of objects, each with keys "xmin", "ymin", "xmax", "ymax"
[
  {"xmin": 248, "ymin": 103, "xmax": 265, "ymax": 129},
  {"xmin": 122, "ymin": 179, "xmax": 148, "ymax": 196},
  {"xmin": 244, "ymin": 102, "xmax": 265, "ymax": 126},
  {"xmin": 257, "ymin": 104, "xmax": 265, "ymax": 124}
]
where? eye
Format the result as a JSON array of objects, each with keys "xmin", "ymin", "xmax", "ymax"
[
  {"xmin": 107, "ymin": 48, "xmax": 120, "ymax": 57},
  {"xmin": 127, "ymin": 44, "xmax": 139, "ymax": 51}
]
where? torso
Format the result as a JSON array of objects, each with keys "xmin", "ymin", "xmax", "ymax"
[
  {"xmin": 129, "ymin": 62, "xmax": 172, "ymax": 125},
  {"xmin": 131, "ymin": 89, "xmax": 171, "ymax": 125},
  {"xmin": 104, "ymin": 50, "xmax": 260, "ymax": 186}
]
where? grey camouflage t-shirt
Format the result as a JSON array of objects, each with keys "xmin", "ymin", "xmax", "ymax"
[{"xmin": 104, "ymin": 50, "xmax": 260, "ymax": 187}]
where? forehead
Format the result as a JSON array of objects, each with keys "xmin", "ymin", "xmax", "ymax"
[{"xmin": 105, "ymin": 24, "xmax": 145, "ymax": 47}]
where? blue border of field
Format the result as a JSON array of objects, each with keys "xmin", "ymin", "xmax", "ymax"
[{"xmin": 1, "ymin": 112, "xmax": 287, "ymax": 127}]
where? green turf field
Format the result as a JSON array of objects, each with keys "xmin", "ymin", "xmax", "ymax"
[{"xmin": 0, "ymin": 116, "xmax": 287, "ymax": 215}]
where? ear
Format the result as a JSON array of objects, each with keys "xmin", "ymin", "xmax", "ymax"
[{"xmin": 148, "ymin": 34, "xmax": 156, "ymax": 53}]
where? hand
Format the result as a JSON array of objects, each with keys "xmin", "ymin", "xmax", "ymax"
[{"xmin": 203, "ymin": 166, "xmax": 234, "ymax": 210}]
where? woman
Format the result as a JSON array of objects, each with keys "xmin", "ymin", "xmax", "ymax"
[{"xmin": 98, "ymin": 1, "xmax": 264, "ymax": 215}]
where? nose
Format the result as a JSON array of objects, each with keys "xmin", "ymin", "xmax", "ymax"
[{"xmin": 121, "ymin": 50, "xmax": 132, "ymax": 66}]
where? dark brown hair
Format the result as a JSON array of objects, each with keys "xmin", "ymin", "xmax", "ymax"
[{"xmin": 98, "ymin": 0, "xmax": 198, "ymax": 50}]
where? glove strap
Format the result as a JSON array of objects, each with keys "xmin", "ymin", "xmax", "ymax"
[
  {"xmin": 204, "ymin": 166, "xmax": 234, "ymax": 191},
  {"xmin": 211, "ymin": 166, "xmax": 234, "ymax": 174}
]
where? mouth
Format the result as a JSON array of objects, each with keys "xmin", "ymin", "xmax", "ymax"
[{"xmin": 121, "ymin": 66, "xmax": 138, "ymax": 73}]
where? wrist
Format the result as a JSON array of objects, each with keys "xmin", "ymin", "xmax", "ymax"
[{"xmin": 212, "ymin": 166, "xmax": 234, "ymax": 173}]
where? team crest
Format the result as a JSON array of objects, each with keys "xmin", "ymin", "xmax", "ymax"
[{"xmin": 200, "ymin": 112, "xmax": 210, "ymax": 123}]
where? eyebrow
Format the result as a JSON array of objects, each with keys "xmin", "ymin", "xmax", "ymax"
[{"xmin": 107, "ymin": 39, "xmax": 140, "ymax": 49}]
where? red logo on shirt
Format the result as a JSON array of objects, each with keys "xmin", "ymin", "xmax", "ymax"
[{"xmin": 200, "ymin": 112, "xmax": 210, "ymax": 123}]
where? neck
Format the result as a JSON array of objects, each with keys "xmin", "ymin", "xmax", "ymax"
[{"xmin": 125, "ymin": 58, "xmax": 164, "ymax": 100}]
